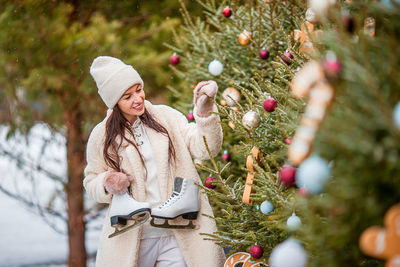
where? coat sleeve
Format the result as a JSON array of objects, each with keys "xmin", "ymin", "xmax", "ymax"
[
  {"xmin": 83, "ymin": 125, "xmax": 112, "ymax": 204},
  {"xmin": 161, "ymin": 104, "xmax": 223, "ymax": 160}
]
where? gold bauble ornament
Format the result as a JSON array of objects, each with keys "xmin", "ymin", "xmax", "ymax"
[
  {"xmin": 222, "ymin": 87, "xmax": 241, "ymax": 107},
  {"xmin": 242, "ymin": 110, "xmax": 261, "ymax": 130},
  {"xmin": 238, "ymin": 31, "xmax": 253, "ymax": 46}
]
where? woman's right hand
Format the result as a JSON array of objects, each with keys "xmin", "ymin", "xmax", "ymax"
[
  {"xmin": 104, "ymin": 171, "xmax": 134, "ymax": 195},
  {"xmin": 193, "ymin": 80, "xmax": 218, "ymax": 117}
]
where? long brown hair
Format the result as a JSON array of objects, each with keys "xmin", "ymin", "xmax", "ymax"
[{"xmin": 103, "ymin": 105, "xmax": 176, "ymax": 174}]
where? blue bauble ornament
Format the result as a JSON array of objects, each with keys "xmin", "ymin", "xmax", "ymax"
[
  {"xmin": 286, "ymin": 213, "xmax": 302, "ymax": 230},
  {"xmin": 296, "ymin": 155, "xmax": 330, "ymax": 194},
  {"xmin": 269, "ymin": 239, "xmax": 307, "ymax": 267},
  {"xmin": 260, "ymin": 200, "xmax": 274, "ymax": 215},
  {"xmin": 381, "ymin": 0, "xmax": 400, "ymax": 8},
  {"xmin": 393, "ymin": 102, "xmax": 400, "ymax": 129}
]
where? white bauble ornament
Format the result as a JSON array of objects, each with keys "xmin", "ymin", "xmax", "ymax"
[
  {"xmin": 393, "ymin": 102, "xmax": 400, "ymax": 129},
  {"xmin": 260, "ymin": 200, "xmax": 274, "ymax": 215},
  {"xmin": 269, "ymin": 239, "xmax": 307, "ymax": 267},
  {"xmin": 305, "ymin": 8, "xmax": 317, "ymax": 23},
  {"xmin": 208, "ymin": 59, "xmax": 223, "ymax": 76},
  {"xmin": 286, "ymin": 213, "xmax": 302, "ymax": 230},
  {"xmin": 308, "ymin": 0, "xmax": 337, "ymax": 18},
  {"xmin": 242, "ymin": 111, "xmax": 261, "ymax": 130},
  {"xmin": 296, "ymin": 155, "xmax": 330, "ymax": 194}
]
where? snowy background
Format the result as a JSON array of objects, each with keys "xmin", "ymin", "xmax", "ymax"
[
  {"xmin": 0, "ymin": 194, "xmax": 99, "ymax": 266},
  {"xmin": 0, "ymin": 124, "xmax": 102, "ymax": 266}
]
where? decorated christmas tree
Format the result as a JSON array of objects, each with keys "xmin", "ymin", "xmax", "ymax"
[
  {"xmin": 168, "ymin": 0, "xmax": 400, "ymax": 266},
  {"xmin": 288, "ymin": 0, "xmax": 400, "ymax": 266},
  {"xmin": 166, "ymin": 0, "xmax": 312, "ymax": 263}
]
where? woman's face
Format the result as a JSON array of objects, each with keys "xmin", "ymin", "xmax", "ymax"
[{"xmin": 117, "ymin": 83, "xmax": 146, "ymax": 124}]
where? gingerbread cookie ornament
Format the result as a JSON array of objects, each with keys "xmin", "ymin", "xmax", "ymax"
[
  {"xmin": 224, "ymin": 252, "xmax": 264, "ymax": 267},
  {"xmin": 359, "ymin": 203, "xmax": 400, "ymax": 267},
  {"xmin": 293, "ymin": 21, "xmax": 323, "ymax": 54},
  {"xmin": 288, "ymin": 61, "xmax": 335, "ymax": 166},
  {"xmin": 364, "ymin": 17, "xmax": 376, "ymax": 37},
  {"xmin": 242, "ymin": 147, "xmax": 260, "ymax": 204}
]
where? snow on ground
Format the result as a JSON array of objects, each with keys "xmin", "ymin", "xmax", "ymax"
[
  {"xmin": 0, "ymin": 191, "xmax": 98, "ymax": 266},
  {"xmin": 0, "ymin": 124, "xmax": 102, "ymax": 266}
]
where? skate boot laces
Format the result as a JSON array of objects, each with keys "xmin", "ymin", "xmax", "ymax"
[
  {"xmin": 159, "ymin": 191, "xmax": 179, "ymax": 209},
  {"xmin": 158, "ymin": 183, "xmax": 186, "ymax": 209}
]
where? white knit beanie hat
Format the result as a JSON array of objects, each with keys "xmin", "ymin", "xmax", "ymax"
[{"xmin": 90, "ymin": 56, "xmax": 144, "ymax": 109}]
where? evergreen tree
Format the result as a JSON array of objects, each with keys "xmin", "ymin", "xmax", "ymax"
[
  {"xmin": 290, "ymin": 1, "xmax": 400, "ymax": 266},
  {"xmin": 0, "ymin": 0, "xmax": 200, "ymax": 265},
  {"xmin": 168, "ymin": 0, "xmax": 308, "ymax": 261}
]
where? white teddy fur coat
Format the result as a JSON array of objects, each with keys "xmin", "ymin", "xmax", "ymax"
[{"xmin": 83, "ymin": 100, "xmax": 225, "ymax": 267}]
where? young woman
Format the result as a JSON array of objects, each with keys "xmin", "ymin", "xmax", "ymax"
[{"xmin": 83, "ymin": 56, "xmax": 225, "ymax": 267}]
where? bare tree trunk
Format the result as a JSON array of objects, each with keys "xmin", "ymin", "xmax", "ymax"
[{"xmin": 65, "ymin": 106, "xmax": 87, "ymax": 267}]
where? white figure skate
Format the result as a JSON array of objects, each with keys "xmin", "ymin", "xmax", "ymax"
[
  {"xmin": 108, "ymin": 193, "xmax": 151, "ymax": 238},
  {"xmin": 150, "ymin": 177, "xmax": 200, "ymax": 230}
]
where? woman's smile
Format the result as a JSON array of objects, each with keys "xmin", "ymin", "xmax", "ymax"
[{"xmin": 132, "ymin": 102, "xmax": 144, "ymax": 111}]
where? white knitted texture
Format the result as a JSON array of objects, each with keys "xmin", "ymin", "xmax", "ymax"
[{"xmin": 90, "ymin": 56, "xmax": 144, "ymax": 108}]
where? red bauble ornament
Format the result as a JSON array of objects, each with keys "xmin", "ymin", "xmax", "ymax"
[
  {"xmin": 221, "ymin": 150, "xmax": 230, "ymax": 162},
  {"xmin": 281, "ymin": 56, "xmax": 290, "ymax": 65},
  {"xmin": 204, "ymin": 176, "xmax": 216, "ymax": 189},
  {"xmin": 279, "ymin": 165, "xmax": 296, "ymax": 186},
  {"xmin": 285, "ymin": 138, "xmax": 291, "ymax": 145},
  {"xmin": 187, "ymin": 111, "xmax": 194, "ymax": 121},
  {"xmin": 284, "ymin": 50, "xmax": 294, "ymax": 59},
  {"xmin": 323, "ymin": 51, "xmax": 341, "ymax": 78},
  {"xmin": 324, "ymin": 58, "xmax": 341, "ymax": 77},
  {"xmin": 260, "ymin": 49, "xmax": 270, "ymax": 59},
  {"xmin": 341, "ymin": 11, "xmax": 354, "ymax": 33},
  {"xmin": 170, "ymin": 53, "xmax": 179, "ymax": 65},
  {"xmin": 250, "ymin": 244, "xmax": 264, "ymax": 259},
  {"xmin": 281, "ymin": 50, "xmax": 293, "ymax": 65},
  {"xmin": 263, "ymin": 97, "xmax": 277, "ymax": 112},
  {"xmin": 222, "ymin": 7, "xmax": 232, "ymax": 18}
]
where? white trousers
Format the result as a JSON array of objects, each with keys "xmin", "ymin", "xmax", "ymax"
[{"xmin": 138, "ymin": 235, "xmax": 187, "ymax": 267}]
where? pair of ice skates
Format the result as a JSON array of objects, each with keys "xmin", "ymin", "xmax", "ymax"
[{"xmin": 108, "ymin": 177, "xmax": 199, "ymax": 238}]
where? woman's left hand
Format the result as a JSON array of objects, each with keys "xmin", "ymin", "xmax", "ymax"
[{"xmin": 193, "ymin": 80, "xmax": 218, "ymax": 117}]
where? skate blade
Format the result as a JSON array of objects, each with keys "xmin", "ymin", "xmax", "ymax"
[
  {"xmin": 150, "ymin": 217, "xmax": 200, "ymax": 230},
  {"xmin": 108, "ymin": 211, "xmax": 150, "ymax": 238}
]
